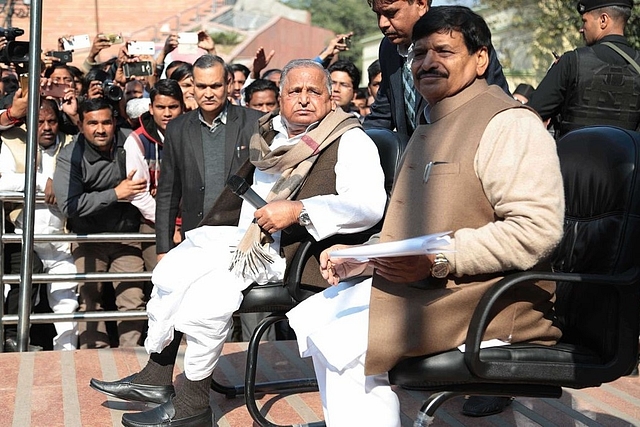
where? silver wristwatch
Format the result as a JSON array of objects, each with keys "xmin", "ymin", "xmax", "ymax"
[
  {"xmin": 298, "ymin": 207, "xmax": 312, "ymax": 226},
  {"xmin": 430, "ymin": 253, "xmax": 450, "ymax": 279}
]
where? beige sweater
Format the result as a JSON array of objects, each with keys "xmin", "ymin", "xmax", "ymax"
[
  {"xmin": 365, "ymin": 81, "xmax": 564, "ymax": 375},
  {"xmin": 450, "ymin": 107, "xmax": 564, "ymax": 276}
]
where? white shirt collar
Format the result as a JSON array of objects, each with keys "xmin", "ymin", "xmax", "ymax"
[{"xmin": 273, "ymin": 114, "xmax": 320, "ymax": 141}]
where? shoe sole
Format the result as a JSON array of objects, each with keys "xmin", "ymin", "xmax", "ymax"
[{"xmin": 121, "ymin": 408, "xmax": 213, "ymax": 427}]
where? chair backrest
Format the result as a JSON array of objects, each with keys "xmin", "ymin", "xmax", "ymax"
[
  {"xmin": 551, "ymin": 126, "xmax": 640, "ymax": 367},
  {"xmin": 365, "ymin": 128, "xmax": 410, "ymax": 196}
]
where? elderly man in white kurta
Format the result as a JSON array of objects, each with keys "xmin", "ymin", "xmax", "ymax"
[
  {"xmin": 287, "ymin": 7, "xmax": 565, "ymax": 427},
  {"xmin": 0, "ymin": 100, "xmax": 78, "ymax": 351},
  {"xmin": 91, "ymin": 59, "xmax": 387, "ymax": 427}
]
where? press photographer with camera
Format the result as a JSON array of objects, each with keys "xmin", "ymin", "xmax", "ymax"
[
  {"xmin": 81, "ymin": 32, "xmax": 120, "ymax": 74},
  {"xmin": 313, "ymin": 32, "xmax": 353, "ymax": 67},
  {"xmin": 113, "ymin": 41, "xmax": 157, "ymax": 91},
  {"xmin": 41, "ymin": 64, "xmax": 81, "ymax": 133}
]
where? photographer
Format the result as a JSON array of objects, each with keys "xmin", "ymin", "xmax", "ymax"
[
  {"xmin": 313, "ymin": 32, "xmax": 353, "ymax": 67},
  {"xmin": 42, "ymin": 64, "xmax": 80, "ymax": 133}
]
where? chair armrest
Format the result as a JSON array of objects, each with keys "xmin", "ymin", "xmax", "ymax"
[
  {"xmin": 284, "ymin": 238, "xmax": 316, "ymax": 301},
  {"xmin": 463, "ymin": 267, "xmax": 640, "ymax": 378}
]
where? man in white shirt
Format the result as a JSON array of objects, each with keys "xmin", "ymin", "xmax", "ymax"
[
  {"xmin": 91, "ymin": 58, "xmax": 387, "ymax": 427},
  {"xmin": 123, "ymin": 79, "xmax": 185, "ymax": 271},
  {"xmin": 0, "ymin": 98, "xmax": 78, "ymax": 350}
]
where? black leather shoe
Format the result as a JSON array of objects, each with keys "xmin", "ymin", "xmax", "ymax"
[
  {"xmin": 90, "ymin": 374, "xmax": 175, "ymax": 405},
  {"xmin": 461, "ymin": 396, "xmax": 512, "ymax": 417},
  {"xmin": 4, "ymin": 337, "xmax": 43, "ymax": 352},
  {"xmin": 121, "ymin": 398, "xmax": 212, "ymax": 427}
]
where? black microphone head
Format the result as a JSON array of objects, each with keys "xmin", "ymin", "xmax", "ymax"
[{"xmin": 226, "ymin": 175, "xmax": 250, "ymax": 196}]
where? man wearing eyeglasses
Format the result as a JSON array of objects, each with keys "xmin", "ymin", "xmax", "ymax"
[{"xmin": 328, "ymin": 60, "xmax": 361, "ymax": 117}]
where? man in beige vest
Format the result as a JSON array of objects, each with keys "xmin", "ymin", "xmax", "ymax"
[{"xmin": 287, "ymin": 6, "xmax": 565, "ymax": 426}]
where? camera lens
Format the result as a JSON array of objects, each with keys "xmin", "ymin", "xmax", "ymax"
[{"xmin": 102, "ymin": 80, "xmax": 123, "ymax": 102}]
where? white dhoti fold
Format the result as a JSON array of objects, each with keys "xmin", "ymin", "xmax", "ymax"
[
  {"xmin": 287, "ymin": 278, "xmax": 401, "ymax": 427},
  {"xmin": 145, "ymin": 226, "xmax": 286, "ymax": 381}
]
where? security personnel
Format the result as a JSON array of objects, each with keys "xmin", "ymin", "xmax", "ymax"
[{"xmin": 528, "ymin": 0, "xmax": 640, "ymax": 138}]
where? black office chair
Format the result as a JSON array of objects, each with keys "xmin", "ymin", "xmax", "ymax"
[
  {"xmin": 210, "ymin": 128, "xmax": 409, "ymax": 427},
  {"xmin": 389, "ymin": 126, "xmax": 640, "ymax": 426}
]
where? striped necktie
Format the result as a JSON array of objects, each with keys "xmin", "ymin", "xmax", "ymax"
[{"xmin": 402, "ymin": 59, "xmax": 416, "ymax": 131}]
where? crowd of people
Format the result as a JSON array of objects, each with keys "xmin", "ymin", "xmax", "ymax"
[
  {"xmin": 0, "ymin": 25, "xmax": 381, "ymax": 353},
  {"xmin": 1, "ymin": 0, "xmax": 639, "ymax": 425}
]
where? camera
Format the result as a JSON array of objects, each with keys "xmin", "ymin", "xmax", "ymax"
[
  {"xmin": 102, "ymin": 79, "xmax": 123, "ymax": 102},
  {"xmin": 106, "ymin": 34, "xmax": 123, "ymax": 44},
  {"xmin": 1, "ymin": 27, "xmax": 24, "ymax": 41},
  {"xmin": 46, "ymin": 50, "xmax": 73, "ymax": 64},
  {"xmin": 123, "ymin": 61, "xmax": 153, "ymax": 78},
  {"xmin": 0, "ymin": 27, "xmax": 29, "ymax": 64}
]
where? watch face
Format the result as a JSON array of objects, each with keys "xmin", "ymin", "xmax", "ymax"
[
  {"xmin": 299, "ymin": 212, "xmax": 312, "ymax": 226},
  {"xmin": 431, "ymin": 262, "xmax": 449, "ymax": 279}
]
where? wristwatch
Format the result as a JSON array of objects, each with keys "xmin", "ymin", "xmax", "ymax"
[
  {"xmin": 430, "ymin": 253, "xmax": 450, "ymax": 279},
  {"xmin": 298, "ymin": 207, "xmax": 312, "ymax": 226}
]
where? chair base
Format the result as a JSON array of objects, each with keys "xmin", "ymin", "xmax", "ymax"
[
  {"xmin": 211, "ymin": 313, "xmax": 323, "ymax": 427},
  {"xmin": 411, "ymin": 385, "xmax": 562, "ymax": 422}
]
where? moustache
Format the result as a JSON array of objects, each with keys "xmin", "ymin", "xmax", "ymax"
[{"xmin": 416, "ymin": 68, "xmax": 448, "ymax": 79}]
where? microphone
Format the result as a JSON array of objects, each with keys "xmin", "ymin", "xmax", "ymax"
[{"xmin": 226, "ymin": 175, "xmax": 267, "ymax": 209}]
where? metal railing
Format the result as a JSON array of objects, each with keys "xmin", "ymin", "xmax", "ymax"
[{"xmin": 0, "ymin": 191, "xmax": 154, "ymax": 352}]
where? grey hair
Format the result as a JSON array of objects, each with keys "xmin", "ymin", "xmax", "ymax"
[{"xmin": 279, "ymin": 59, "xmax": 333, "ymax": 95}]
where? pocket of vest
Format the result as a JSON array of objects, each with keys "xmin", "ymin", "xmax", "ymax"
[{"xmin": 423, "ymin": 162, "xmax": 459, "ymax": 182}]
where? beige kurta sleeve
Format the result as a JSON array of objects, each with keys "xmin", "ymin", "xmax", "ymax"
[{"xmin": 448, "ymin": 108, "xmax": 564, "ymax": 276}]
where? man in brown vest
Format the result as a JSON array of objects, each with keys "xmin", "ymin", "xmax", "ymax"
[
  {"xmin": 287, "ymin": 6, "xmax": 565, "ymax": 426},
  {"xmin": 90, "ymin": 59, "xmax": 387, "ymax": 427}
]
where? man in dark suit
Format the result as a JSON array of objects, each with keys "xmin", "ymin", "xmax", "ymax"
[
  {"xmin": 155, "ymin": 55, "xmax": 263, "ymax": 261},
  {"xmin": 363, "ymin": 0, "xmax": 510, "ymax": 139}
]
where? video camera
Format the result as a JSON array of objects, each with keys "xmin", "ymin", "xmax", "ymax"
[{"xmin": 0, "ymin": 27, "xmax": 29, "ymax": 64}]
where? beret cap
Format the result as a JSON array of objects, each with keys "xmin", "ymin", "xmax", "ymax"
[{"xmin": 577, "ymin": 0, "xmax": 634, "ymax": 14}]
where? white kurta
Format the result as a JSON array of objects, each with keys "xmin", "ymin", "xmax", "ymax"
[
  {"xmin": 145, "ymin": 116, "xmax": 387, "ymax": 381},
  {"xmin": 123, "ymin": 130, "xmax": 161, "ymax": 223},
  {"xmin": 0, "ymin": 137, "xmax": 79, "ymax": 350}
]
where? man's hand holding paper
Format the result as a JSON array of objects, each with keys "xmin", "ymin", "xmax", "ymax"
[
  {"xmin": 320, "ymin": 244, "xmax": 372, "ymax": 286},
  {"xmin": 319, "ymin": 232, "xmax": 452, "ymax": 286}
]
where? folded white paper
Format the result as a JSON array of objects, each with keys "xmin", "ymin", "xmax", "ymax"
[{"xmin": 329, "ymin": 231, "xmax": 453, "ymax": 260}]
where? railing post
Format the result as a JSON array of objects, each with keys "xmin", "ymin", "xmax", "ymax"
[
  {"xmin": 16, "ymin": 0, "xmax": 43, "ymax": 353},
  {"xmin": 0, "ymin": 202, "xmax": 5, "ymax": 352}
]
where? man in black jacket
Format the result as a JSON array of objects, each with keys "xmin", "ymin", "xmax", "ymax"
[
  {"xmin": 528, "ymin": 0, "xmax": 639, "ymax": 138},
  {"xmin": 155, "ymin": 55, "xmax": 263, "ymax": 262},
  {"xmin": 363, "ymin": 0, "xmax": 510, "ymax": 139}
]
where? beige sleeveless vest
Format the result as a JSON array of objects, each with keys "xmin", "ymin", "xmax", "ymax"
[{"xmin": 365, "ymin": 80, "xmax": 561, "ymax": 375}]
